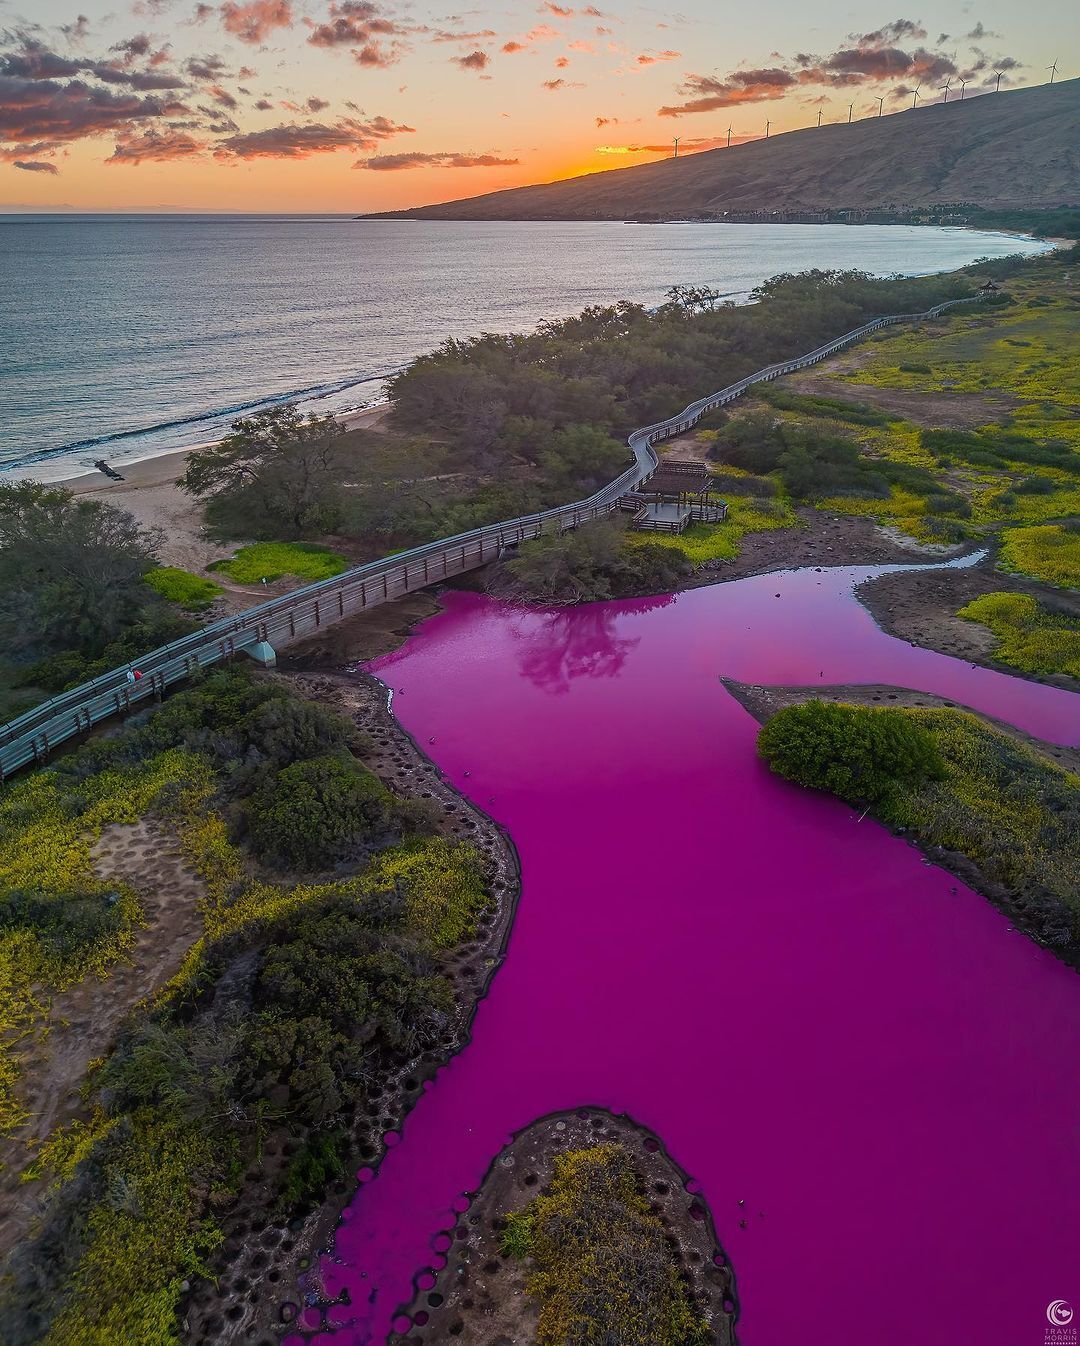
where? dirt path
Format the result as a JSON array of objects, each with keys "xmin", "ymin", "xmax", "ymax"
[{"xmin": 0, "ymin": 819, "xmax": 207, "ymax": 1260}]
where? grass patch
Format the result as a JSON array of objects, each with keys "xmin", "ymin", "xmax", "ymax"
[
  {"xmin": 144, "ymin": 567, "xmax": 223, "ymax": 611},
  {"xmin": 631, "ymin": 496, "xmax": 797, "ymax": 564},
  {"xmin": 957, "ymin": 592, "xmax": 1080, "ymax": 677},
  {"xmin": 209, "ymin": 541, "xmax": 347, "ymax": 584},
  {"xmin": 997, "ymin": 525, "xmax": 1080, "ymax": 588}
]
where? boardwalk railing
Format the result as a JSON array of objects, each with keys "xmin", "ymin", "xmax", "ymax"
[{"xmin": 0, "ymin": 294, "xmax": 982, "ymax": 780}]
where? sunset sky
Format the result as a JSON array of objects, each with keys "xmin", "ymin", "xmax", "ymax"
[{"xmin": 1, "ymin": 0, "xmax": 1070, "ymax": 211}]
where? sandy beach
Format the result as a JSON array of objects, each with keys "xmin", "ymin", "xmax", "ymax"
[{"xmin": 56, "ymin": 403, "xmax": 391, "ymax": 572}]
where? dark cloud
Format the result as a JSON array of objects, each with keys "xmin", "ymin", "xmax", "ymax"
[
  {"xmin": 355, "ymin": 149, "xmax": 518, "ymax": 169},
  {"xmin": 219, "ymin": 0, "xmax": 294, "ymax": 44},
  {"xmin": 254, "ymin": 96, "xmax": 273, "ymax": 108},
  {"xmin": 185, "ymin": 53, "xmax": 228, "ymax": 79},
  {"xmin": 856, "ymin": 19, "xmax": 927, "ymax": 44},
  {"xmin": 60, "ymin": 15, "xmax": 91, "ymax": 43},
  {"xmin": 215, "ymin": 114, "xmax": 412, "ymax": 157},
  {"xmin": 13, "ymin": 157, "xmax": 59, "ymax": 172},
  {"xmin": 207, "ymin": 83, "xmax": 238, "ymax": 108},
  {"xmin": 453, "ymin": 50, "xmax": 489, "ymax": 70},
  {"xmin": 108, "ymin": 125, "xmax": 204, "ymax": 161},
  {"xmin": 306, "ymin": 95, "xmax": 329, "ymax": 111},
  {"xmin": 306, "ymin": 1, "xmax": 399, "ymax": 47},
  {"xmin": 0, "ymin": 73, "xmax": 182, "ymax": 145},
  {"xmin": 659, "ymin": 67, "xmax": 795, "ymax": 115}
]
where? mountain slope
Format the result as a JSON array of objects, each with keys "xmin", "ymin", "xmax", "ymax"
[{"xmin": 370, "ymin": 79, "xmax": 1080, "ymax": 221}]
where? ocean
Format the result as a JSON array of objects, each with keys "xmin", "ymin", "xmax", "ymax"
[{"xmin": 0, "ymin": 215, "xmax": 1047, "ymax": 481}]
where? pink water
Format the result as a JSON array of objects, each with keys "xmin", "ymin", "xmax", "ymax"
[{"xmin": 293, "ymin": 562, "xmax": 1080, "ymax": 1346}]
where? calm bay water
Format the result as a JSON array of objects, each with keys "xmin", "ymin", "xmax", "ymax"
[
  {"xmin": 290, "ymin": 559, "xmax": 1080, "ymax": 1346},
  {"xmin": 0, "ymin": 216, "xmax": 1047, "ymax": 481}
]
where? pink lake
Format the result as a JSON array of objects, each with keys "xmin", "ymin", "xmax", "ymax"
[{"xmin": 294, "ymin": 561, "xmax": 1080, "ymax": 1346}]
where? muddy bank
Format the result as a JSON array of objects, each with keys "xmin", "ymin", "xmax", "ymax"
[
  {"xmin": 725, "ymin": 678, "xmax": 1079, "ymax": 970},
  {"xmin": 388, "ymin": 1108, "xmax": 737, "ymax": 1346},
  {"xmin": 857, "ymin": 561, "xmax": 1079, "ymax": 689},
  {"xmin": 181, "ymin": 667, "xmax": 521, "ymax": 1346}
]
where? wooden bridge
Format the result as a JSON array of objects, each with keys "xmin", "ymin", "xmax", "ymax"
[{"xmin": 0, "ymin": 295, "xmax": 982, "ymax": 780}]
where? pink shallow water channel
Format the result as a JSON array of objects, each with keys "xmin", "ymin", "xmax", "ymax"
[{"xmin": 292, "ymin": 560, "xmax": 1080, "ymax": 1346}]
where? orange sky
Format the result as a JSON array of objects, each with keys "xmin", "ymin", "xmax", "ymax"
[{"xmin": 1, "ymin": 2, "xmax": 1065, "ymax": 210}]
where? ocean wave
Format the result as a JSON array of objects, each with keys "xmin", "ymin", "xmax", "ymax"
[{"xmin": 0, "ymin": 365, "xmax": 410, "ymax": 473}]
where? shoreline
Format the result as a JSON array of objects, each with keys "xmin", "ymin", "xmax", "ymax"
[{"xmin": 11, "ymin": 224, "xmax": 1055, "ymax": 490}]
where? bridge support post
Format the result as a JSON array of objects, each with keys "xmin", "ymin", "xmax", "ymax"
[{"xmin": 245, "ymin": 641, "xmax": 277, "ymax": 668}]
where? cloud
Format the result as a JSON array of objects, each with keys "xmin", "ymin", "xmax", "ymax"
[
  {"xmin": 108, "ymin": 125, "xmax": 205, "ymax": 161},
  {"xmin": 185, "ymin": 53, "xmax": 228, "ymax": 78},
  {"xmin": 555, "ymin": 55, "xmax": 569, "ymax": 67},
  {"xmin": 13, "ymin": 157, "xmax": 59, "ymax": 172},
  {"xmin": 355, "ymin": 149, "xmax": 518, "ymax": 169},
  {"xmin": 306, "ymin": 1, "xmax": 399, "ymax": 48},
  {"xmin": 0, "ymin": 73, "xmax": 182, "ymax": 146},
  {"xmin": 544, "ymin": 2, "xmax": 574, "ymax": 14},
  {"xmin": 856, "ymin": 19, "xmax": 927, "ymax": 45},
  {"xmin": 254, "ymin": 96, "xmax": 273, "ymax": 108},
  {"xmin": 430, "ymin": 28, "xmax": 496, "ymax": 42},
  {"xmin": 207, "ymin": 83, "xmax": 238, "ymax": 108},
  {"xmin": 659, "ymin": 67, "xmax": 795, "ymax": 115},
  {"xmin": 219, "ymin": 0, "xmax": 294, "ymax": 44},
  {"xmin": 215, "ymin": 114, "xmax": 412, "ymax": 157},
  {"xmin": 636, "ymin": 49, "xmax": 679, "ymax": 65},
  {"xmin": 542, "ymin": 77, "xmax": 582, "ymax": 88},
  {"xmin": 0, "ymin": 36, "xmax": 184, "ymax": 90},
  {"xmin": 501, "ymin": 23, "xmax": 559, "ymax": 52},
  {"xmin": 597, "ymin": 133, "xmax": 749, "ymax": 154},
  {"xmin": 453, "ymin": 50, "xmax": 489, "ymax": 70},
  {"xmin": 306, "ymin": 95, "xmax": 329, "ymax": 111}
]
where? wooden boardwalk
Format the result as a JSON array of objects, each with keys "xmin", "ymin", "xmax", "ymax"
[{"xmin": 0, "ymin": 295, "xmax": 983, "ymax": 780}]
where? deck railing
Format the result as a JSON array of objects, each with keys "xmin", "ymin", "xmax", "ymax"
[{"xmin": 0, "ymin": 293, "xmax": 982, "ymax": 780}]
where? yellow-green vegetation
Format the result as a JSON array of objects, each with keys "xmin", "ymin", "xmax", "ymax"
[
  {"xmin": 758, "ymin": 701, "xmax": 1080, "ymax": 950},
  {"xmin": 957, "ymin": 592, "xmax": 1080, "ymax": 677},
  {"xmin": 361, "ymin": 837, "xmax": 490, "ymax": 949},
  {"xmin": 997, "ymin": 525, "xmax": 1080, "ymax": 588},
  {"xmin": 807, "ymin": 263, "xmax": 1080, "ymax": 543},
  {"xmin": 629, "ymin": 496, "xmax": 798, "ymax": 565},
  {"xmin": 209, "ymin": 540, "xmax": 347, "ymax": 583},
  {"xmin": 502, "ymin": 1144, "xmax": 710, "ymax": 1346},
  {"xmin": 143, "ymin": 567, "xmax": 223, "ymax": 611},
  {"xmin": 0, "ymin": 748, "xmax": 212, "ymax": 1135},
  {"xmin": 0, "ymin": 668, "xmax": 494, "ymax": 1346}
]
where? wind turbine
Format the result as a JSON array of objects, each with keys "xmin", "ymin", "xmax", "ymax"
[
  {"xmin": 941, "ymin": 78, "xmax": 952, "ymax": 104},
  {"xmin": 876, "ymin": 96, "xmax": 884, "ymax": 116},
  {"xmin": 817, "ymin": 109, "xmax": 822, "ymax": 127},
  {"xmin": 1047, "ymin": 60, "xmax": 1058, "ymax": 83},
  {"xmin": 847, "ymin": 101, "xmax": 854, "ymax": 123},
  {"xmin": 673, "ymin": 137, "xmax": 679, "ymax": 159},
  {"xmin": 912, "ymin": 84, "xmax": 922, "ymax": 109},
  {"xmin": 993, "ymin": 70, "xmax": 1003, "ymax": 91},
  {"xmin": 765, "ymin": 119, "xmax": 771, "ymax": 139},
  {"xmin": 958, "ymin": 78, "xmax": 967, "ymax": 100},
  {"xmin": 726, "ymin": 125, "xmax": 732, "ymax": 147}
]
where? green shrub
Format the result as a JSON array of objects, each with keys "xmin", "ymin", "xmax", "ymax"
[
  {"xmin": 757, "ymin": 700, "xmax": 946, "ymax": 805},
  {"xmin": 143, "ymin": 567, "xmax": 222, "ymax": 611},
  {"xmin": 246, "ymin": 753, "xmax": 405, "ymax": 869},
  {"xmin": 499, "ymin": 520, "xmax": 690, "ymax": 604}
]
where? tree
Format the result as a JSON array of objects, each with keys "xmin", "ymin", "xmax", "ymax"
[
  {"xmin": 0, "ymin": 481, "xmax": 162, "ymax": 661},
  {"xmin": 179, "ymin": 406, "xmax": 348, "ymax": 535},
  {"xmin": 757, "ymin": 700, "xmax": 946, "ymax": 805}
]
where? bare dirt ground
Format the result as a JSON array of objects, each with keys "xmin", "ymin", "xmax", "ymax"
[
  {"xmin": 786, "ymin": 366, "xmax": 1023, "ymax": 428},
  {"xmin": 0, "ymin": 819, "xmax": 207, "ymax": 1261},
  {"xmin": 857, "ymin": 562, "xmax": 1080, "ymax": 689},
  {"xmin": 391, "ymin": 1108, "xmax": 736, "ymax": 1346},
  {"xmin": 180, "ymin": 667, "xmax": 522, "ymax": 1346}
]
